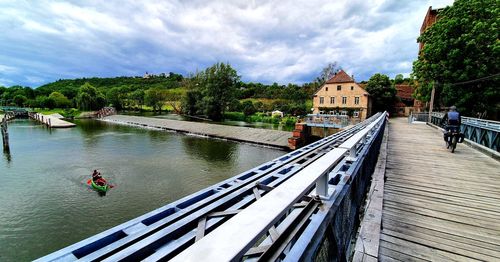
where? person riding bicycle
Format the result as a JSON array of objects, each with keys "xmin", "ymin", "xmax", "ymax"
[{"xmin": 441, "ymin": 106, "xmax": 461, "ymax": 145}]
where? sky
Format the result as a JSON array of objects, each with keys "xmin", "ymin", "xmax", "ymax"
[{"xmin": 0, "ymin": 0, "xmax": 454, "ymax": 88}]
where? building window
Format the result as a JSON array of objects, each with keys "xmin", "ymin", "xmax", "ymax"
[
  {"xmin": 337, "ymin": 85, "xmax": 341, "ymax": 91},
  {"xmin": 330, "ymin": 97, "xmax": 335, "ymax": 104},
  {"xmin": 319, "ymin": 96, "xmax": 324, "ymax": 104},
  {"xmin": 351, "ymin": 86, "xmax": 354, "ymax": 90},
  {"xmin": 354, "ymin": 96, "xmax": 360, "ymax": 105},
  {"xmin": 325, "ymin": 87, "xmax": 328, "ymax": 91},
  {"xmin": 342, "ymin": 96, "xmax": 347, "ymax": 104},
  {"xmin": 341, "ymin": 110, "xmax": 347, "ymax": 116},
  {"xmin": 329, "ymin": 111, "xmax": 335, "ymax": 115},
  {"xmin": 353, "ymin": 111, "xmax": 359, "ymax": 117}
]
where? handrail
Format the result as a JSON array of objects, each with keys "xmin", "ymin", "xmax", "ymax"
[
  {"xmin": 170, "ymin": 113, "xmax": 387, "ymax": 261},
  {"xmin": 410, "ymin": 112, "xmax": 499, "ymax": 152}
]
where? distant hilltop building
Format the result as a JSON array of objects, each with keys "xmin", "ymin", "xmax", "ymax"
[
  {"xmin": 143, "ymin": 72, "xmax": 151, "ymax": 79},
  {"xmin": 312, "ymin": 69, "xmax": 372, "ymax": 120}
]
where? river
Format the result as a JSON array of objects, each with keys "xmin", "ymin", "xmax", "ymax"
[{"xmin": 0, "ymin": 118, "xmax": 284, "ymax": 261}]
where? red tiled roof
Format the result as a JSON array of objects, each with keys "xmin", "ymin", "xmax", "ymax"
[
  {"xmin": 395, "ymin": 84, "xmax": 414, "ymax": 100},
  {"xmin": 326, "ymin": 69, "xmax": 355, "ymax": 84}
]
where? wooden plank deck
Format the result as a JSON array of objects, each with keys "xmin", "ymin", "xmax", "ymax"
[{"xmin": 379, "ymin": 118, "xmax": 500, "ymax": 262}]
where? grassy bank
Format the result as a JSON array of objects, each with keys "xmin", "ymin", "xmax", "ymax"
[{"xmin": 224, "ymin": 112, "xmax": 297, "ymax": 127}]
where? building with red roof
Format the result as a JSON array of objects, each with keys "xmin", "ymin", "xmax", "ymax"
[{"xmin": 312, "ymin": 69, "xmax": 372, "ymax": 120}]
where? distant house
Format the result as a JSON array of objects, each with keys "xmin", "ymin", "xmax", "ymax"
[
  {"xmin": 312, "ymin": 70, "xmax": 371, "ymax": 120},
  {"xmin": 394, "ymin": 84, "xmax": 422, "ymax": 116},
  {"xmin": 271, "ymin": 110, "xmax": 284, "ymax": 118}
]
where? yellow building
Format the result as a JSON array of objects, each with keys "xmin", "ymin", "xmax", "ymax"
[{"xmin": 312, "ymin": 70, "xmax": 371, "ymax": 120}]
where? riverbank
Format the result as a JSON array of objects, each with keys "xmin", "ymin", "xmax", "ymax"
[{"xmin": 102, "ymin": 115, "xmax": 291, "ymax": 150}]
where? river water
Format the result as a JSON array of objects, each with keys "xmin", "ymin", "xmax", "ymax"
[{"xmin": 0, "ymin": 119, "xmax": 284, "ymax": 261}]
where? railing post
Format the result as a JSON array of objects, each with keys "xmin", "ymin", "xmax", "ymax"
[{"xmin": 316, "ymin": 172, "xmax": 329, "ymax": 197}]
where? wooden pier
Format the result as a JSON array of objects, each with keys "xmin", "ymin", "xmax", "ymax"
[
  {"xmin": 379, "ymin": 118, "xmax": 500, "ymax": 261},
  {"xmin": 103, "ymin": 115, "xmax": 291, "ymax": 149},
  {"xmin": 29, "ymin": 113, "xmax": 76, "ymax": 128}
]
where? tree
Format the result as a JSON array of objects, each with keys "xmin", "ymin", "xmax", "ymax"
[
  {"xmin": 76, "ymin": 82, "xmax": 106, "ymax": 110},
  {"xmin": 394, "ymin": 74, "xmax": 405, "ymax": 84},
  {"xmin": 106, "ymin": 87, "xmax": 126, "ymax": 110},
  {"xmin": 413, "ymin": 0, "xmax": 499, "ymax": 117},
  {"xmin": 49, "ymin": 92, "xmax": 71, "ymax": 108},
  {"xmin": 144, "ymin": 88, "xmax": 167, "ymax": 112},
  {"xmin": 365, "ymin": 73, "xmax": 397, "ymax": 113},
  {"xmin": 130, "ymin": 89, "xmax": 145, "ymax": 109},
  {"xmin": 182, "ymin": 63, "xmax": 240, "ymax": 121},
  {"xmin": 242, "ymin": 101, "xmax": 256, "ymax": 116},
  {"xmin": 316, "ymin": 62, "xmax": 341, "ymax": 84},
  {"xmin": 13, "ymin": 95, "xmax": 27, "ymax": 107}
]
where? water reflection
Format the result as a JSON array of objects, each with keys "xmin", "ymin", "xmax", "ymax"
[
  {"xmin": 182, "ymin": 136, "xmax": 237, "ymax": 163},
  {"xmin": 0, "ymin": 118, "xmax": 283, "ymax": 261},
  {"xmin": 3, "ymin": 148, "xmax": 11, "ymax": 163}
]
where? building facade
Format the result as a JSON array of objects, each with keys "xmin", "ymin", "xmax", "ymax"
[
  {"xmin": 419, "ymin": 6, "xmax": 442, "ymax": 52},
  {"xmin": 312, "ymin": 70, "xmax": 371, "ymax": 120}
]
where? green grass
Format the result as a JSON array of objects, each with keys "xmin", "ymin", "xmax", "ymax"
[
  {"xmin": 34, "ymin": 108, "xmax": 83, "ymax": 118},
  {"xmin": 224, "ymin": 111, "xmax": 298, "ymax": 126}
]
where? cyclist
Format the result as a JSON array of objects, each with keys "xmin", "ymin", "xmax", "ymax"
[{"xmin": 441, "ymin": 106, "xmax": 461, "ymax": 146}]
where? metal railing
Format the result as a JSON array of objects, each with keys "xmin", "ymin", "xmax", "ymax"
[
  {"xmin": 410, "ymin": 112, "xmax": 499, "ymax": 152},
  {"xmin": 36, "ymin": 113, "xmax": 388, "ymax": 261},
  {"xmin": 172, "ymin": 113, "xmax": 387, "ymax": 261},
  {"xmin": 305, "ymin": 114, "xmax": 358, "ymax": 128}
]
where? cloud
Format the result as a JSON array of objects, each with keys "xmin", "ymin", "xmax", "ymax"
[{"xmin": 0, "ymin": 0, "xmax": 455, "ymax": 87}]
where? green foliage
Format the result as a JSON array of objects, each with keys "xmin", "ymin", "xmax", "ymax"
[
  {"xmin": 280, "ymin": 116, "xmax": 297, "ymax": 126},
  {"xmin": 48, "ymin": 92, "xmax": 71, "ymax": 108},
  {"xmin": 182, "ymin": 63, "xmax": 240, "ymax": 121},
  {"xmin": 76, "ymin": 82, "xmax": 106, "ymax": 110},
  {"xmin": 224, "ymin": 112, "xmax": 246, "ymax": 121},
  {"xmin": 413, "ymin": 0, "xmax": 499, "ymax": 117},
  {"xmin": 13, "ymin": 94, "xmax": 27, "ymax": 107},
  {"xmin": 106, "ymin": 86, "xmax": 126, "ymax": 110},
  {"xmin": 144, "ymin": 88, "xmax": 167, "ymax": 112},
  {"xmin": 366, "ymin": 74, "xmax": 397, "ymax": 113},
  {"xmin": 242, "ymin": 100, "xmax": 256, "ymax": 116},
  {"xmin": 63, "ymin": 108, "xmax": 81, "ymax": 118},
  {"xmin": 394, "ymin": 74, "xmax": 405, "ymax": 84}
]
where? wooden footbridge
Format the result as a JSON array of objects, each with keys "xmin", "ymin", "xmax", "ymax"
[
  {"xmin": 377, "ymin": 118, "xmax": 500, "ymax": 261},
  {"xmin": 36, "ymin": 113, "xmax": 500, "ymax": 262}
]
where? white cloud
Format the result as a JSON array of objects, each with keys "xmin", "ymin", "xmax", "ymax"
[{"xmin": 0, "ymin": 0, "xmax": 455, "ymax": 86}]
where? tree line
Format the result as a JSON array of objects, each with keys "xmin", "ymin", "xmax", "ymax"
[
  {"xmin": 0, "ymin": 63, "xmax": 405, "ymax": 122},
  {"xmin": 413, "ymin": 0, "xmax": 499, "ymax": 119}
]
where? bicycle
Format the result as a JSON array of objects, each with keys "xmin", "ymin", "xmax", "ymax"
[{"xmin": 444, "ymin": 125, "xmax": 463, "ymax": 153}]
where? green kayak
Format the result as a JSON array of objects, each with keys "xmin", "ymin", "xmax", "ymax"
[{"xmin": 90, "ymin": 179, "xmax": 109, "ymax": 192}]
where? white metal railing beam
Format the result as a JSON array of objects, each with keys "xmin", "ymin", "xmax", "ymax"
[{"xmin": 169, "ymin": 113, "xmax": 386, "ymax": 262}]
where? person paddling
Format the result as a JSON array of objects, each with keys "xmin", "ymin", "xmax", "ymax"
[{"xmin": 92, "ymin": 170, "xmax": 102, "ymax": 181}]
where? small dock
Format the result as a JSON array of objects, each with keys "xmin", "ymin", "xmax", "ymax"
[
  {"xmin": 29, "ymin": 113, "xmax": 76, "ymax": 128},
  {"xmin": 103, "ymin": 115, "xmax": 291, "ymax": 149}
]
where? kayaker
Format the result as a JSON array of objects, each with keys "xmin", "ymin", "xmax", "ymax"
[
  {"xmin": 92, "ymin": 170, "xmax": 102, "ymax": 181},
  {"xmin": 95, "ymin": 177, "xmax": 107, "ymax": 186}
]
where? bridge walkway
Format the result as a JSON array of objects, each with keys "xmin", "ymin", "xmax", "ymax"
[{"xmin": 380, "ymin": 118, "xmax": 500, "ymax": 261}]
